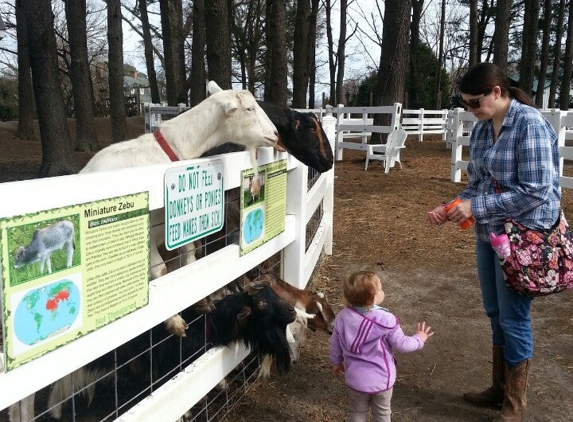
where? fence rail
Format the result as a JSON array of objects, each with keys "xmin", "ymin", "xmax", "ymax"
[{"xmin": 401, "ymin": 108, "xmax": 448, "ymax": 142}]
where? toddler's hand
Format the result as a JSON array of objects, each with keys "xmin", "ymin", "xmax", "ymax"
[
  {"xmin": 426, "ymin": 204, "xmax": 448, "ymax": 225},
  {"xmin": 332, "ymin": 363, "xmax": 344, "ymax": 377},
  {"xmin": 416, "ymin": 321, "xmax": 434, "ymax": 343}
]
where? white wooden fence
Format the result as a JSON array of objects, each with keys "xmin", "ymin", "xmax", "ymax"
[
  {"xmin": 0, "ymin": 113, "xmax": 336, "ymax": 421},
  {"xmin": 332, "ymin": 104, "xmax": 451, "ymax": 164},
  {"xmin": 401, "ymin": 108, "xmax": 448, "ymax": 142}
]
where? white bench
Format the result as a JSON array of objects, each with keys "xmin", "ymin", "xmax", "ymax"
[
  {"xmin": 364, "ymin": 128, "xmax": 408, "ymax": 172},
  {"xmin": 335, "ymin": 103, "xmax": 403, "ymax": 161}
]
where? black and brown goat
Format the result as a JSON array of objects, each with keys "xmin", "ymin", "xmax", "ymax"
[
  {"xmin": 201, "ymin": 100, "xmax": 333, "ymax": 174},
  {"xmin": 258, "ymin": 271, "xmax": 336, "ymax": 335}
]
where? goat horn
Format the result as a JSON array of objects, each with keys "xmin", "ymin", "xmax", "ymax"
[{"xmin": 246, "ymin": 281, "xmax": 264, "ymax": 295}]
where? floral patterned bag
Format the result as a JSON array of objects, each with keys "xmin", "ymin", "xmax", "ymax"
[{"xmin": 499, "ymin": 211, "xmax": 573, "ymax": 296}]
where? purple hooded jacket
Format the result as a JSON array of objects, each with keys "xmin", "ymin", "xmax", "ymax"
[{"xmin": 329, "ymin": 306, "xmax": 424, "ymax": 393}]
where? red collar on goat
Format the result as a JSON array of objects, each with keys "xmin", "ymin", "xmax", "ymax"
[{"xmin": 154, "ymin": 130, "xmax": 180, "ymax": 162}]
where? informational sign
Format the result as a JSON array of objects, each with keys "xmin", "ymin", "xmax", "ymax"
[
  {"xmin": 164, "ymin": 160, "xmax": 224, "ymax": 250},
  {"xmin": 0, "ymin": 192, "xmax": 150, "ymax": 370},
  {"xmin": 240, "ymin": 159, "xmax": 288, "ymax": 255}
]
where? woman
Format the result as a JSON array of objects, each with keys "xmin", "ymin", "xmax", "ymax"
[{"xmin": 427, "ymin": 62, "xmax": 561, "ymax": 421}]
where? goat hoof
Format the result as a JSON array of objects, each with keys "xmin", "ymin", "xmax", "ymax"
[
  {"xmin": 215, "ymin": 379, "xmax": 228, "ymax": 391},
  {"xmin": 192, "ymin": 299, "xmax": 215, "ymax": 314},
  {"xmin": 165, "ymin": 315, "xmax": 187, "ymax": 337},
  {"xmin": 151, "ymin": 264, "xmax": 168, "ymax": 280}
]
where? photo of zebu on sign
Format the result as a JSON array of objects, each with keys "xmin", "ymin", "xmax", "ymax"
[{"xmin": 13, "ymin": 220, "xmax": 76, "ymax": 276}]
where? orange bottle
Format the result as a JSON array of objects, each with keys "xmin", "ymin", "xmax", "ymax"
[{"xmin": 444, "ymin": 198, "xmax": 475, "ymax": 229}]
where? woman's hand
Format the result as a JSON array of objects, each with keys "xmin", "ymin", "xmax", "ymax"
[
  {"xmin": 426, "ymin": 204, "xmax": 448, "ymax": 225},
  {"xmin": 446, "ymin": 199, "xmax": 473, "ymax": 224}
]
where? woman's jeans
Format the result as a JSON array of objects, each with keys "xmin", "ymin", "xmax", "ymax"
[{"xmin": 475, "ymin": 238, "xmax": 534, "ymax": 368}]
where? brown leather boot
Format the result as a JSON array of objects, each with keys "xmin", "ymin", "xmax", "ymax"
[
  {"xmin": 463, "ymin": 345, "xmax": 505, "ymax": 409},
  {"xmin": 492, "ymin": 359, "xmax": 531, "ymax": 421}
]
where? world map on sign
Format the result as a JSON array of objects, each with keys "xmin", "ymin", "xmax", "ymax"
[
  {"xmin": 14, "ymin": 280, "xmax": 80, "ymax": 346},
  {"xmin": 243, "ymin": 207, "xmax": 264, "ymax": 244}
]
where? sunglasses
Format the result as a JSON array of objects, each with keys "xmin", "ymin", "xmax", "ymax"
[{"xmin": 460, "ymin": 91, "xmax": 491, "ymax": 109}]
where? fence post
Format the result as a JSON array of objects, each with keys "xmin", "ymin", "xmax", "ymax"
[
  {"xmin": 441, "ymin": 109, "xmax": 448, "ymax": 142},
  {"xmin": 282, "ymin": 159, "xmax": 308, "ymax": 289},
  {"xmin": 321, "ymin": 106, "xmax": 336, "ymax": 255},
  {"xmin": 418, "ymin": 108, "xmax": 425, "ymax": 142},
  {"xmin": 543, "ymin": 108, "xmax": 566, "ymax": 179},
  {"xmin": 450, "ymin": 108, "xmax": 464, "ymax": 182},
  {"xmin": 322, "ymin": 104, "xmax": 337, "ymax": 148},
  {"xmin": 335, "ymin": 104, "xmax": 345, "ymax": 161}
]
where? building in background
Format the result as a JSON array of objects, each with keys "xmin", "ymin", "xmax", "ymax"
[{"xmin": 93, "ymin": 63, "xmax": 152, "ymax": 116}]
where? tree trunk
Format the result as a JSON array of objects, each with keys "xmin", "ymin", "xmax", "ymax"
[
  {"xmin": 477, "ymin": 0, "xmax": 492, "ymax": 63},
  {"xmin": 307, "ymin": 0, "xmax": 319, "ymax": 108},
  {"xmin": 549, "ymin": 0, "xmax": 565, "ymax": 108},
  {"xmin": 292, "ymin": 0, "xmax": 310, "ymax": 108},
  {"xmin": 373, "ymin": 0, "xmax": 411, "ymax": 143},
  {"xmin": 23, "ymin": 0, "xmax": 79, "ymax": 176},
  {"xmin": 535, "ymin": 0, "xmax": 552, "ymax": 108},
  {"xmin": 492, "ymin": 0, "xmax": 510, "ymax": 71},
  {"xmin": 437, "ymin": 0, "xmax": 445, "ymax": 108},
  {"xmin": 325, "ymin": 0, "xmax": 336, "ymax": 104},
  {"xmin": 107, "ymin": 0, "xmax": 126, "ymax": 143},
  {"xmin": 409, "ymin": 0, "xmax": 423, "ymax": 109},
  {"xmin": 559, "ymin": 0, "xmax": 573, "ymax": 110},
  {"xmin": 519, "ymin": 0, "xmax": 539, "ymax": 96},
  {"xmin": 335, "ymin": 0, "xmax": 348, "ymax": 105},
  {"xmin": 160, "ymin": 0, "xmax": 188, "ymax": 105},
  {"xmin": 247, "ymin": 0, "xmax": 265, "ymax": 92},
  {"xmin": 65, "ymin": 0, "xmax": 100, "ymax": 152},
  {"xmin": 190, "ymin": 0, "xmax": 206, "ymax": 107},
  {"xmin": 265, "ymin": 0, "xmax": 288, "ymax": 105},
  {"xmin": 469, "ymin": 0, "xmax": 479, "ymax": 67},
  {"xmin": 139, "ymin": 0, "xmax": 161, "ymax": 104},
  {"xmin": 15, "ymin": 0, "xmax": 36, "ymax": 141},
  {"xmin": 206, "ymin": 0, "xmax": 232, "ymax": 89}
]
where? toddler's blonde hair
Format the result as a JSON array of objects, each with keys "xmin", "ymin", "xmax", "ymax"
[{"xmin": 343, "ymin": 270, "xmax": 380, "ymax": 307}]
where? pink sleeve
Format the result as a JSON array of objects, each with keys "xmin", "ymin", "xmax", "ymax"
[
  {"xmin": 329, "ymin": 326, "xmax": 344, "ymax": 364},
  {"xmin": 386, "ymin": 324, "xmax": 424, "ymax": 353}
]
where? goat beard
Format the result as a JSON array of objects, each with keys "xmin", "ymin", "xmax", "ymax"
[{"xmin": 243, "ymin": 323, "xmax": 292, "ymax": 375}]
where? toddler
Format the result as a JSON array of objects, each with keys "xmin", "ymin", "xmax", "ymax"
[{"xmin": 329, "ymin": 270, "xmax": 434, "ymax": 422}]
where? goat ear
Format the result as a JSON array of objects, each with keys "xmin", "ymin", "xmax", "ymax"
[
  {"xmin": 207, "ymin": 80, "xmax": 223, "ymax": 95},
  {"xmin": 260, "ymin": 260, "xmax": 272, "ymax": 275},
  {"xmin": 223, "ymin": 99, "xmax": 239, "ymax": 116},
  {"xmin": 237, "ymin": 306, "xmax": 252, "ymax": 321}
]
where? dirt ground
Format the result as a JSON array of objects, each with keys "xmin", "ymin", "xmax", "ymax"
[{"xmin": 1, "ymin": 119, "xmax": 573, "ymax": 422}]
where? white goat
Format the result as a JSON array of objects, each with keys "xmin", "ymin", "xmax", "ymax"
[
  {"xmin": 80, "ymin": 83, "xmax": 279, "ymax": 338},
  {"xmin": 14, "ymin": 220, "xmax": 75, "ymax": 274}
]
